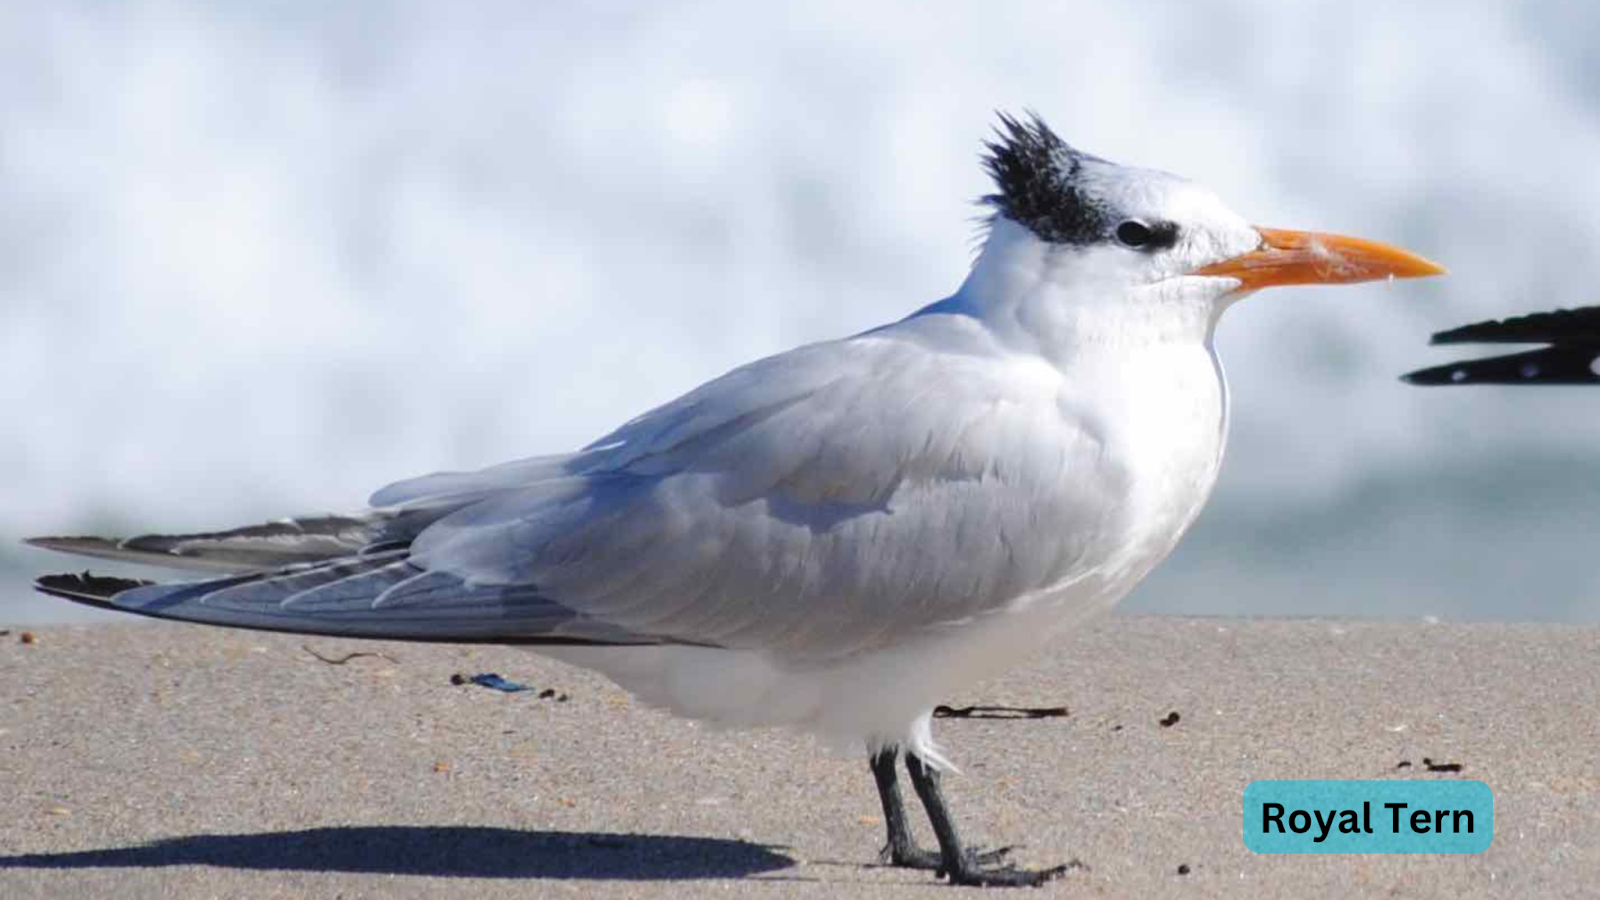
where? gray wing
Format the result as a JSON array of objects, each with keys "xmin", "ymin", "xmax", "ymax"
[
  {"xmin": 36, "ymin": 550, "xmax": 662, "ymax": 645},
  {"xmin": 35, "ymin": 315, "xmax": 1123, "ymax": 655},
  {"xmin": 403, "ymin": 317, "xmax": 1126, "ymax": 660}
]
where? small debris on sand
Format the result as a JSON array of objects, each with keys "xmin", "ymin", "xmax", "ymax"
[
  {"xmin": 20, "ymin": 632, "xmax": 37, "ymax": 645},
  {"xmin": 301, "ymin": 644, "xmax": 396, "ymax": 666},
  {"xmin": 933, "ymin": 704, "xmax": 1068, "ymax": 719},
  {"xmin": 1423, "ymin": 757, "xmax": 1464, "ymax": 773},
  {"xmin": 1396, "ymin": 760, "xmax": 1413, "ymax": 769},
  {"xmin": 450, "ymin": 672, "xmax": 568, "ymax": 699},
  {"xmin": 453, "ymin": 672, "xmax": 532, "ymax": 693},
  {"xmin": 1159, "ymin": 711, "xmax": 1181, "ymax": 728},
  {"xmin": 1176, "ymin": 863, "xmax": 1191, "ymax": 875}
]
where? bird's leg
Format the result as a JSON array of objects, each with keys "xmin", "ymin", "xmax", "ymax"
[
  {"xmin": 903, "ymin": 751, "xmax": 1078, "ymax": 887},
  {"xmin": 869, "ymin": 746, "xmax": 941, "ymax": 868},
  {"xmin": 870, "ymin": 747, "xmax": 1014, "ymax": 871}
]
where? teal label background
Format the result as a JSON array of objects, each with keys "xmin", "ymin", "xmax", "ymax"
[{"xmin": 1243, "ymin": 780, "xmax": 1493, "ymax": 853}]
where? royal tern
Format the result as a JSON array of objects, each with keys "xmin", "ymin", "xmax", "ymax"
[
  {"xmin": 1404, "ymin": 307, "xmax": 1600, "ymax": 385},
  {"xmin": 30, "ymin": 113, "xmax": 1444, "ymax": 886}
]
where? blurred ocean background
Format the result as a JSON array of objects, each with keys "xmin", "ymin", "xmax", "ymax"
[{"xmin": 6, "ymin": 1, "xmax": 1600, "ymax": 625}]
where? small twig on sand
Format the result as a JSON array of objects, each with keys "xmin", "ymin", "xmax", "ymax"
[
  {"xmin": 301, "ymin": 644, "xmax": 398, "ymax": 666},
  {"xmin": 933, "ymin": 704, "xmax": 1069, "ymax": 719}
]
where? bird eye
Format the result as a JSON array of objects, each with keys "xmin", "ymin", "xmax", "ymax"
[{"xmin": 1116, "ymin": 220, "xmax": 1153, "ymax": 248}]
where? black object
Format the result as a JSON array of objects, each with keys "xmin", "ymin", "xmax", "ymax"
[
  {"xmin": 932, "ymin": 704, "xmax": 1068, "ymax": 719},
  {"xmin": 1404, "ymin": 306, "xmax": 1600, "ymax": 385}
]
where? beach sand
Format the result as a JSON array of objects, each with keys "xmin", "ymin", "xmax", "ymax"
[{"xmin": 1, "ymin": 614, "xmax": 1596, "ymax": 898}]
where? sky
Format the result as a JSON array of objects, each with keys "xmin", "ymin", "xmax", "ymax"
[{"xmin": 6, "ymin": 0, "xmax": 1600, "ymax": 623}]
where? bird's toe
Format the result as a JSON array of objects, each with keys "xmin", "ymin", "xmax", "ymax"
[{"xmin": 940, "ymin": 856, "xmax": 1087, "ymax": 889}]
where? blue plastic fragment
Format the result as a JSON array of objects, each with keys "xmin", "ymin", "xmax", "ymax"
[{"xmin": 468, "ymin": 672, "xmax": 532, "ymax": 693}]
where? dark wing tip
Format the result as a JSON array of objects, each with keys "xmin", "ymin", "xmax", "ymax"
[
  {"xmin": 34, "ymin": 571, "xmax": 155, "ymax": 610},
  {"xmin": 1431, "ymin": 306, "xmax": 1600, "ymax": 345},
  {"xmin": 1400, "ymin": 364, "xmax": 1467, "ymax": 386},
  {"xmin": 1403, "ymin": 345, "xmax": 1600, "ymax": 386},
  {"xmin": 1401, "ymin": 366, "xmax": 1452, "ymax": 384},
  {"xmin": 26, "ymin": 535, "xmax": 117, "ymax": 553}
]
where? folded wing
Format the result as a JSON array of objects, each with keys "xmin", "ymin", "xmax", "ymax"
[{"xmin": 37, "ymin": 317, "xmax": 1119, "ymax": 658}]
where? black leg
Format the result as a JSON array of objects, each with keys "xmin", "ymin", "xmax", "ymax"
[
  {"xmin": 869, "ymin": 746, "xmax": 943, "ymax": 868},
  {"xmin": 870, "ymin": 747, "xmax": 1015, "ymax": 871},
  {"xmin": 904, "ymin": 751, "xmax": 1081, "ymax": 887}
]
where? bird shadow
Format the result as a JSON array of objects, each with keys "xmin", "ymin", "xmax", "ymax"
[{"xmin": 0, "ymin": 825, "xmax": 796, "ymax": 881}]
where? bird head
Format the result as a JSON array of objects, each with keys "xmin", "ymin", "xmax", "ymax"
[{"xmin": 974, "ymin": 113, "xmax": 1444, "ymax": 331}]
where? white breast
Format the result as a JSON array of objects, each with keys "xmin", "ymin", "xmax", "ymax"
[{"xmin": 1071, "ymin": 340, "xmax": 1229, "ymax": 583}]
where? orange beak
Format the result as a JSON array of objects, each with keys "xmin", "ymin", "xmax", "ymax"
[{"xmin": 1194, "ymin": 227, "xmax": 1446, "ymax": 291}]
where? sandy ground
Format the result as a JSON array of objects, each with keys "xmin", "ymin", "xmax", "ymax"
[{"xmin": 1, "ymin": 614, "xmax": 1597, "ymax": 899}]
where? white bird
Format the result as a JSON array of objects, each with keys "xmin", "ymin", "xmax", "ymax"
[{"xmin": 30, "ymin": 113, "xmax": 1444, "ymax": 886}]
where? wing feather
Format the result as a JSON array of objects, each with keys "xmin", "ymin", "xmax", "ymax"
[
  {"xmin": 407, "ymin": 321, "xmax": 1126, "ymax": 660},
  {"xmin": 36, "ymin": 314, "xmax": 1126, "ymax": 656},
  {"xmin": 26, "ymin": 515, "xmax": 382, "ymax": 572},
  {"xmin": 52, "ymin": 550, "xmax": 660, "ymax": 645}
]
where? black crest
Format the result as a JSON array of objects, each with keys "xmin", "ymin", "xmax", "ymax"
[{"xmin": 982, "ymin": 112, "xmax": 1113, "ymax": 245}]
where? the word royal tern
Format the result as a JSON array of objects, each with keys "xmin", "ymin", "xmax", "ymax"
[
  {"xmin": 31, "ymin": 114, "xmax": 1444, "ymax": 886},
  {"xmin": 1405, "ymin": 306, "xmax": 1600, "ymax": 385}
]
